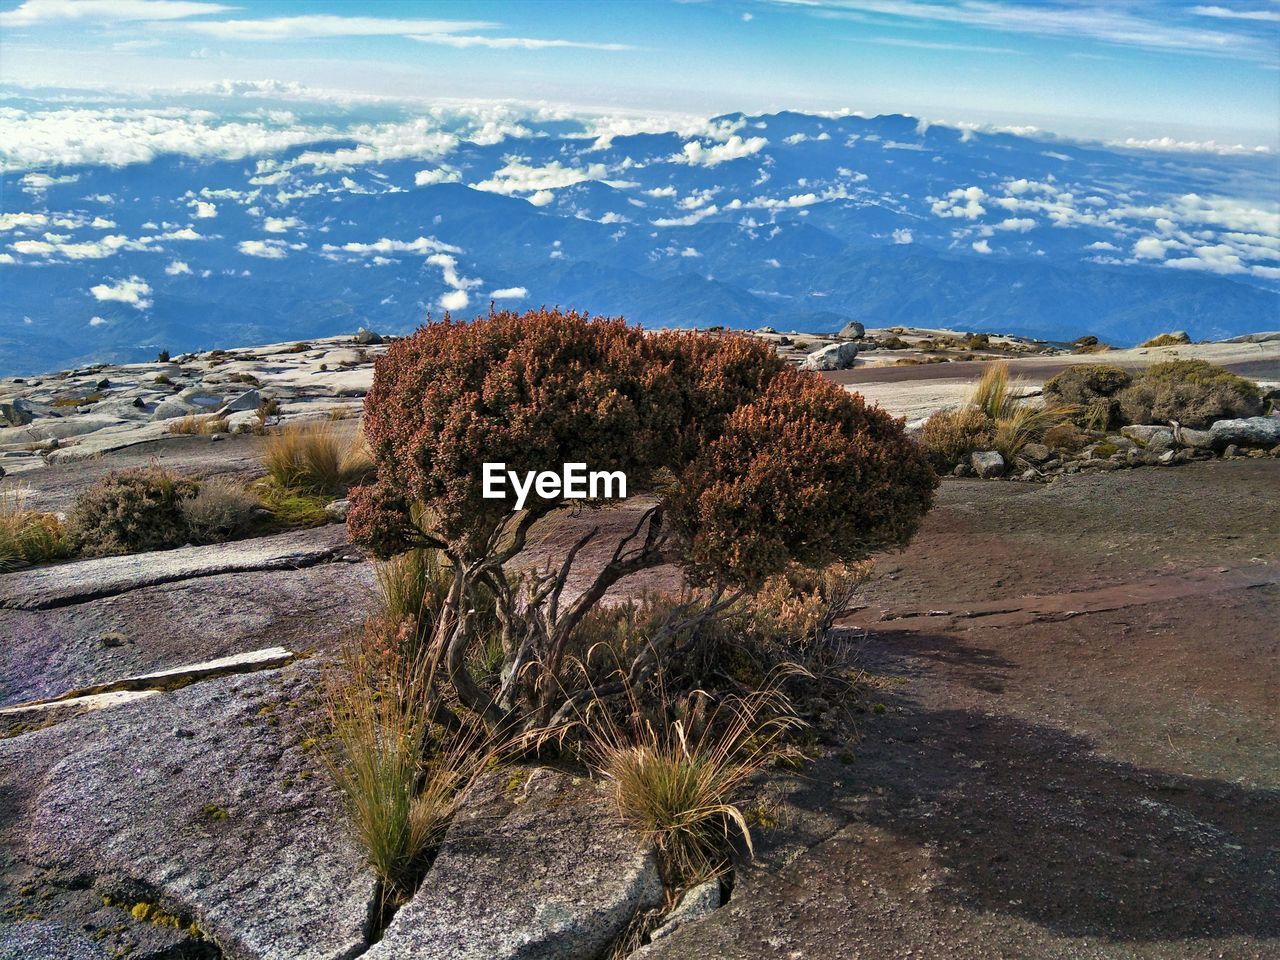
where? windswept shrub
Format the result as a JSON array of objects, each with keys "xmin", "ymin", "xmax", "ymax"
[
  {"xmin": 1043, "ymin": 364, "xmax": 1132, "ymax": 430},
  {"xmin": 1042, "ymin": 421, "xmax": 1091, "ymax": 453},
  {"xmin": 180, "ymin": 479, "xmax": 258, "ymax": 543},
  {"xmin": 747, "ymin": 561, "xmax": 873, "ymax": 649},
  {"xmin": 348, "ymin": 308, "xmax": 936, "ymax": 733},
  {"xmin": 919, "ymin": 407, "xmax": 992, "ymax": 472},
  {"xmin": 1118, "ymin": 359, "xmax": 1262, "ymax": 428},
  {"xmin": 69, "ymin": 466, "xmax": 198, "ymax": 556},
  {"xmin": 262, "ymin": 422, "xmax": 373, "ymax": 496}
]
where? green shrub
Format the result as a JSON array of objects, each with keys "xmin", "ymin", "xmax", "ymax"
[
  {"xmin": 1043, "ymin": 364, "xmax": 1132, "ymax": 430},
  {"xmin": 919, "ymin": 407, "xmax": 992, "ymax": 471},
  {"xmin": 1118, "ymin": 359, "xmax": 1262, "ymax": 428},
  {"xmin": 69, "ymin": 466, "xmax": 199, "ymax": 556}
]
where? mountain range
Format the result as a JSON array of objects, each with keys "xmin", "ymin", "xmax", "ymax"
[{"xmin": 2, "ymin": 100, "xmax": 1278, "ymax": 375}]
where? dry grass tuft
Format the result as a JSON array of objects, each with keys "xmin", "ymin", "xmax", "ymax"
[
  {"xmin": 322, "ymin": 635, "xmax": 490, "ymax": 903},
  {"xmin": 0, "ymin": 486, "xmax": 73, "ymax": 570},
  {"xmin": 168, "ymin": 413, "xmax": 229, "ymax": 435},
  {"xmin": 262, "ymin": 422, "xmax": 373, "ymax": 496},
  {"xmin": 578, "ymin": 670, "xmax": 804, "ymax": 885}
]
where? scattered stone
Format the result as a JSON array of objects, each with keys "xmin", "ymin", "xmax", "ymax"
[
  {"xmin": 1209, "ymin": 416, "xmax": 1280, "ymax": 449},
  {"xmin": 355, "ymin": 327, "xmax": 384, "ymax": 345},
  {"xmin": 0, "ymin": 398, "xmax": 34, "ymax": 426},
  {"xmin": 367, "ymin": 768, "xmax": 663, "ymax": 960},
  {"xmin": 150, "ymin": 398, "xmax": 202, "ymax": 421},
  {"xmin": 952, "ymin": 463, "xmax": 973, "ymax": 478},
  {"xmin": 1158, "ymin": 450, "xmax": 1177, "ymax": 465},
  {"xmin": 800, "ymin": 342, "xmax": 859, "ymax": 371},
  {"xmin": 1177, "ymin": 427, "xmax": 1214, "ymax": 449},
  {"xmin": 1224, "ymin": 444, "xmax": 1240, "ymax": 458},
  {"xmin": 99, "ymin": 632, "xmax": 127, "ymax": 648},
  {"xmin": 1020, "ymin": 442, "xmax": 1051, "ymax": 464},
  {"xmin": 647, "ymin": 879, "xmax": 721, "ymax": 945},
  {"xmin": 836, "ymin": 321, "xmax": 866, "ymax": 340},
  {"xmin": 970, "ymin": 450, "xmax": 1006, "ymax": 479},
  {"xmin": 324, "ymin": 498, "xmax": 351, "ymax": 522},
  {"xmin": 216, "ymin": 388, "xmax": 262, "ymax": 415}
]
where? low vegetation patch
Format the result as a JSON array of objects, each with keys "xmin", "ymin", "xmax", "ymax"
[
  {"xmin": 0, "ymin": 487, "xmax": 73, "ymax": 570},
  {"xmin": 1140, "ymin": 332, "xmax": 1190, "ymax": 347},
  {"xmin": 168, "ymin": 413, "xmax": 229, "ymax": 435},
  {"xmin": 69, "ymin": 466, "xmax": 200, "ymax": 556},
  {"xmin": 1118, "ymin": 359, "xmax": 1262, "ymax": 429},
  {"xmin": 180, "ymin": 478, "xmax": 259, "ymax": 543},
  {"xmin": 1043, "ymin": 364, "xmax": 1133, "ymax": 430},
  {"xmin": 262, "ymin": 422, "xmax": 373, "ymax": 497}
]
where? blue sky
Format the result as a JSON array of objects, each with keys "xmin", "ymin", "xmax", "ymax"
[{"xmin": 1, "ymin": 0, "xmax": 1278, "ymax": 147}]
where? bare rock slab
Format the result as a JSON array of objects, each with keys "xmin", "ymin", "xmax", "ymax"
[
  {"xmin": 367, "ymin": 768, "xmax": 663, "ymax": 960},
  {"xmin": 20, "ymin": 661, "xmax": 376, "ymax": 960},
  {"xmin": 0, "ymin": 525, "xmax": 355, "ymax": 610}
]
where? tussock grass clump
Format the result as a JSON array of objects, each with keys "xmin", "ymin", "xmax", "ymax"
[
  {"xmin": 168, "ymin": 413, "xmax": 229, "ymax": 435},
  {"xmin": 323, "ymin": 636, "xmax": 489, "ymax": 902},
  {"xmin": 0, "ymin": 487, "xmax": 73, "ymax": 570},
  {"xmin": 920, "ymin": 364, "xmax": 1079, "ymax": 470},
  {"xmin": 69, "ymin": 466, "xmax": 199, "ymax": 556},
  {"xmin": 262, "ymin": 422, "xmax": 373, "ymax": 497},
  {"xmin": 580, "ymin": 671, "xmax": 803, "ymax": 884},
  {"xmin": 180, "ymin": 479, "xmax": 258, "ymax": 543}
]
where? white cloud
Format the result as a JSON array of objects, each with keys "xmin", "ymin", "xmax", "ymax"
[
  {"xmin": 0, "ymin": 212, "xmax": 49, "ymax": 231},
  {"xmin": 1086, "ymin": 240, "xmax": 1119, "ymax": 251},
  {"xmin": 439, "ymin": 289, "xmax": 470, "ymax": 311},
  {"xmin": 263, "ymin": 216, "xmax": 302, "ymax": 233},
  {"xmin": 528, "ymin": 190, "xmax": 555, "ymax": 207},
  {"xmin": 414, "ymin": 166, "xmax": 462, "ymax": 186},
  {"xmin": 0, "ymin": 0, "xmax": 231, "ymax": 26},
  {"xmin": 89, "ymin": 315, "xmax": 109, "ymax": 327},
  {"xmin": 1192, "ymin": 5, "xmax": 1280, "ymax": 23},
  {"xmin": 325, "ymin": 236, "xmax": 461, "ymax": 257},
  {"xmin": 408, "ymin": 33, "xmax": 630, "ymax": 50},
  {"xmin": 652, "ymin": 205, "xmax": 719, "ymax": 227},
  {"xmin": 1111, "ymin": 136, "xmax": 1272, "ymax": 156},
  {"xmin": 1134, "ymin": 236, "xmax": 1179, "ymax": 259},
  {"xmin": 470, "ymin": 158, "xmax": 610, "ymax": 197},
  {"xmin": 90, "ymin": 275, "xmax": 152, "ymax": 310},
  {"xmin": 489, "ymin": 286, "xmax": 527, "ymax": 299},
  {"xmin": 1164, "ymin": 243, "xmax": 1248, "ymax": 274},
  {"xmin": 892, "ymin": 228, "xmax": 913, "ymax": 244},
  {"xmin": 995, "ymin": 217, "xmax": 1037, "ymax": 232},
  {"xmin": 165, "ymin": 260, "xmax": 192, "ymax": 275},
  {"xmin": 152, "ymin": 14, "xmax": 494, "ymax": 40},
  {"xmin": 972, "ymin": 239, "xmax": 992, "ymax": 254},
  {"xmin": 191, "ymin": 200, "xmax": 217, "ymax": 218},
  {"xmin": 931, "ymin": 186, "xmax": 987, "ymax": 219},
  {"xmin": 674, "ymin": 135, "xmax": 768, "ymax": 167},
  {"xmin": 680, "ymin": 247, "xmax": 701, "ymax": 257},
  {"xmin": 238, "ymin": 239, "xmax": 289, "ymax": 259},
  {"xmin": 90, "ymin": 216, "xmax": 115, "ymax": 228}
]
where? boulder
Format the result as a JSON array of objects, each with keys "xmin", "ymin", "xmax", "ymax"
[
  {"xmin": 17, "ymin": 662, "xmax": 376, "ymax": 960},
  {"xmin": 800, "ymin": 342, "xmax": 859, "ymax": 371},
  {"xmin": 324, "ymin": 498, "xmax": 351, "ymax": 522},
  {"xmin": 1121, "ymin": 425, "xmax": 1174, "ymax": 453},
  {"xmin": 1020, "ymin": 442, "xmax": 1051, "ymax": 464},
  {"xmin": 150, "ymin": 398, "xmax": 202, "ymax": 421},
  {"xmin": 216, "ymin": 388, "xmax": 261, "ymax": 415},
  {"xmin": 1176, "ymin": 427, "xmax": 1214, "ymax": 450},
  {"xmin": 355, "ymin": 327, "xmax": 384, "ymax": 345},
  {"xmin": 0, "ymin": 398, "xmax": 34, "ymax": 427},
  {"xmin": 366, "ymin": 768, "xmax": 663, "ymax": 960},
  {"xmin": 970, "ymin": 450, "xmax": 1006, "ymax": 479},
  {"xmin": 835, "ymin": 321, "xmax": 866, "ymax": 340},
  {"xmin": 177, "ymin": 386, "xmax": 224, "ymax": 408},
  {"xmin": 1209, "ymin": 417, "xmax": 1280, "ymax": 449}
]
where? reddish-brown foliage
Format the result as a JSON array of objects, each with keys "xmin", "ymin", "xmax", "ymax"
[{"xmin": 351, "ymin": 307, "xmax": 935, "ymax": 588}]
